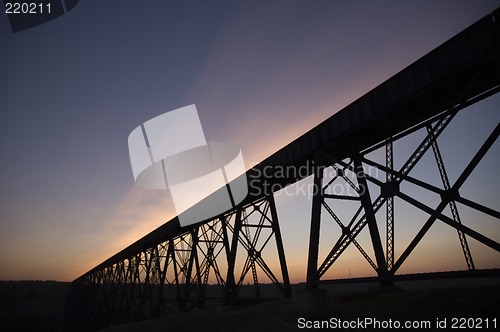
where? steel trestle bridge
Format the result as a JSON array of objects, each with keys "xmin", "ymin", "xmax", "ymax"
[{"xmin": 65, "ymin": 9, "xmax": 500, "ymax": 330}]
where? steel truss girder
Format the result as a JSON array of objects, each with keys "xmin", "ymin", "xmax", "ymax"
[
  {"xmin": 391, "ymin": 123, "xmax": 500, "ymax": 272},
  {"xmin": 225, "ymin": 195, "xmax": 291, "ymax": 301},
  {"xmin": 68, "ymin": 195, "xmax": 291, "ymax": 328},
  {"xmin": 309, "ymin": 110, "xmax": 499, "ymax": 286},
  {"xmin": 197, "ymin": 217, "xmax": 230, "ymax": 293},
  {"xmin": 71, "ymin": 232, "xmax": 203, "ymax": 326},
  {"xmin": 317, "ymin": 112, "xmax": 456, "ymax": 278}
]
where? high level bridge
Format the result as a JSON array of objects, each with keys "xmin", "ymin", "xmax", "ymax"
[{"xmin": 65, "ymin": 8, "xmax": 500, "ymax": 330}]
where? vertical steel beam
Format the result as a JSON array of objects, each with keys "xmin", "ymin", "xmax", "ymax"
[
  {"xmin": 159, "ymin": 243, "xmax": 169, "ymax": 314},
  {"xmin": 192, "ymin": 233, "xmax": 203, "ymax": 309},
  {"xmin": 225, "ymin": 207, "xmax": 242, "ymax": 303},
  {"xmin": 220, "ymin": 214, "xmax": 232, "ymax": 265},
  {"xmin": 181, "ymin": 229, "xmax": 198, "ymax": 311},
  {"xmin": 306, "ymin": 165, "xmax": 323, "ymax": 288},
  {"xmin": 268, "ymin": 193, "xmax": 292, "ymax": 297},
  {"xmin": 385, "ymin": 140, "xmax": 394, "ymax": 272},
  {"xmin": 250, "ymin": 257, "xmax": 261, "ymax": 298},
  {"xmin": 241, "ymin": 209, "xmax": 261, "ymax": 297},
  {"xmin": 154, "ymin": 244, "xmax": 164, "ymax": 317},
  {"xmin": 168, "ymin": 238, "xmax": 182, "ymax": 309},
  {"xmin": 354, "ymin": 158, "xmax": 388, "ymax": 282}
]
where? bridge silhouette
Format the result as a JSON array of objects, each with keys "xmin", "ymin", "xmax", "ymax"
[{"xmin": 65, "ymin": 8, "xmax": 500, "ymax": 331}]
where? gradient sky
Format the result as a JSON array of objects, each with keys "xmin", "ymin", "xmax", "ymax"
[{"xmin": 0, "ymin": 1, "xmax": 499, "ymax": 282}]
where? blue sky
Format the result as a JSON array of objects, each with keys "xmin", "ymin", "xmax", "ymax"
[{"xmin": 0, "ymin": 1, "xmax": 498, "ymax": 281}]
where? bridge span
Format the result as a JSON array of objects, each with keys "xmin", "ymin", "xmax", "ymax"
[{"xmin": 65, "ymin": 8, "xmax": 500, "ymax": 330}]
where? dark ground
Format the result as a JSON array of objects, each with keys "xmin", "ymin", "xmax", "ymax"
[
  {"xmin": 100, "ymin": 284, "xmax": 500, "ymax": 332},
  {"xmin": 0, "ymin": 279, "xmax": 499, "ymax": 332},
  {"xmin": 0, "ymin": 280, "xmax": 69, "ymax": 332}
]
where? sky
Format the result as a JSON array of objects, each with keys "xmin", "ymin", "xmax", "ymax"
[{"xmin": 0, "ymin": 1, "xmax": 499, "ymax": 282}]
